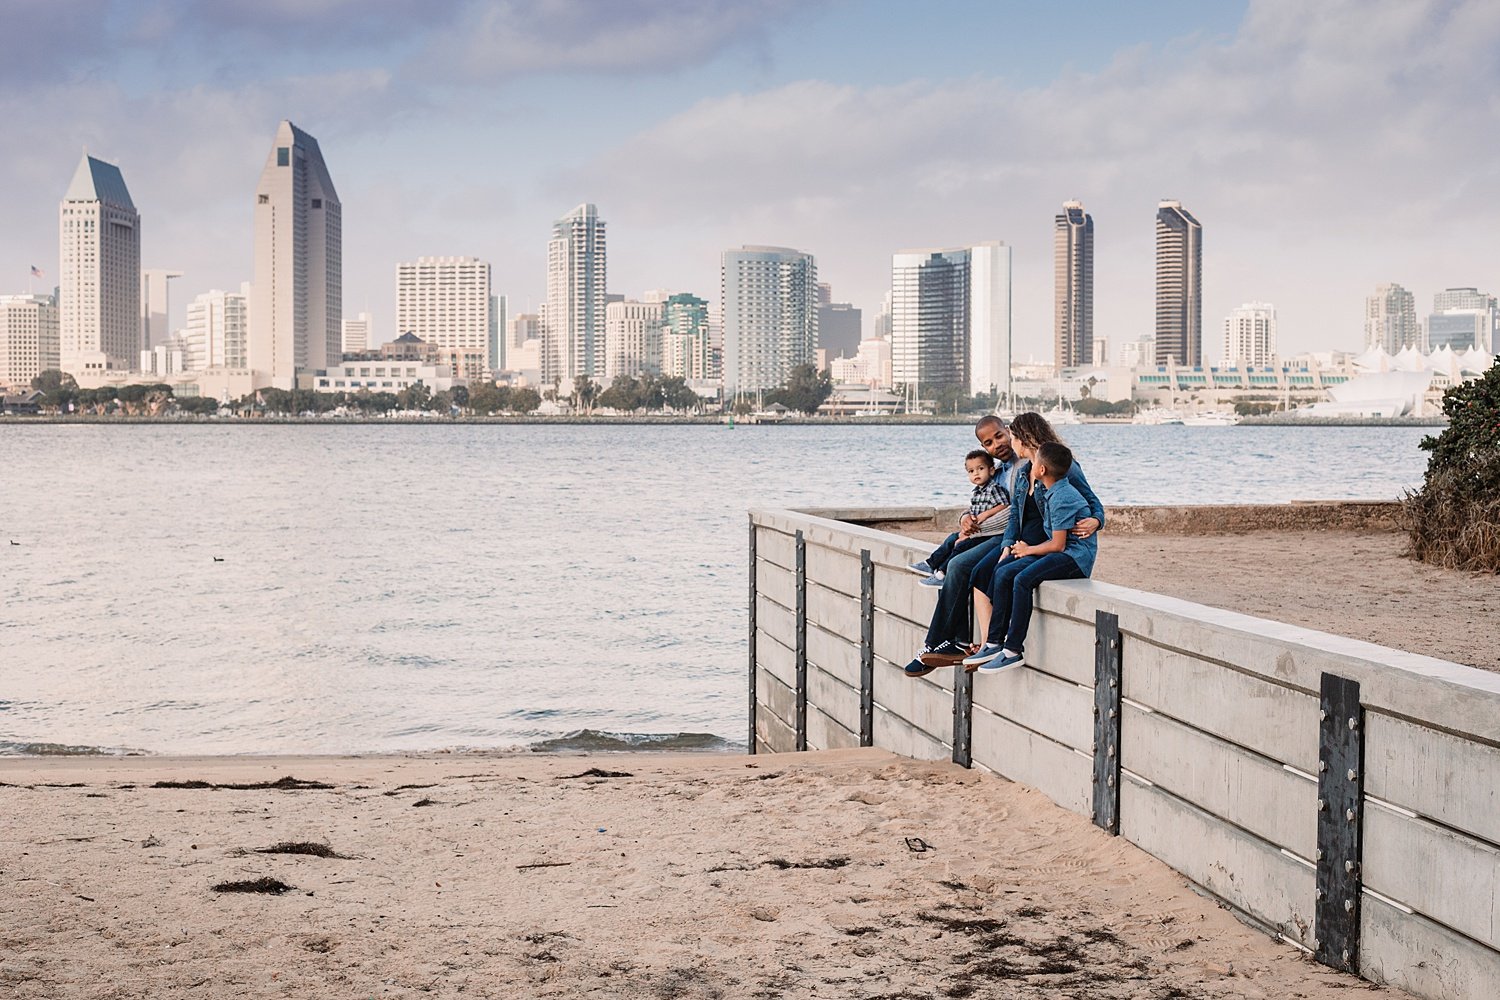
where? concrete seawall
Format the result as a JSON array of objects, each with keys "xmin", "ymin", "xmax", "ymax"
[{"xmin": 748, "ymin": 506, "xmax": 1498, "ymax": 1000}]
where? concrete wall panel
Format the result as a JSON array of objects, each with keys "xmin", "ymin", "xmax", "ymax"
[
  {"xmin": 1365, "ymin": 712, "xmax": 1500, "ymax": 846},
  {"xmin": 970, "ymin": 665, "xmax": 1094, "ymax": 754},
  {"xmin": 969, "ymin": 706, "xmax": 1092, "ymax": 816},
  {"xmin": 806, "ymin": 621, "xmax": 861, "ymax": 690},
  {"xmin": 1363, "ymin": 802, "xmax": 1500, "ymax": 952},
  {"xmin": 873, "ymin": 705, "xmax": 950, "ymax": 761},
  {"xmin": 1362, "ymin": 895, "xmax": 1500, "ymax": 1000}
]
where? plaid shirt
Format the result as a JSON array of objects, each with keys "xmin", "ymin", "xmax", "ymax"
[{"xmin": 967, "ymin": 465, "xmax": 1015, "ymax": 536}]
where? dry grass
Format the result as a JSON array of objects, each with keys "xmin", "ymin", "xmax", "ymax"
[{"xmin": 1402, "ymin": 460, "xmax": 1500, "ymax": 573}]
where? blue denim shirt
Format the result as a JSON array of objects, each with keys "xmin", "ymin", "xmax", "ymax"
[
  {"xmin": 1000, "ymin": 460, "xmax": 1106, "ymax": 550},
  {"xmin": 1041, "ymin": 479, "xmax": 1097, "ymax": 576}
]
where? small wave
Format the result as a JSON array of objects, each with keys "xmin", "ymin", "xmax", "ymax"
[
  {"xmin": 528, "ymin": 729, "xmax": 740, "ymax": 753},
  {"xmin": 0, "ymin": 740, "xmax": 145, "ymax": 757}
]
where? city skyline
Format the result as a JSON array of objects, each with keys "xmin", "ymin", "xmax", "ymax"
[{"xmin": 2, "ymin": 1, "xmax": 1496, "ymax": 367}]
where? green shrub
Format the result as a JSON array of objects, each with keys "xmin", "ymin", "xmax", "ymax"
[{"xmin": 1402, "ymin": 359, "xmax": 1500, "ymax": 571}]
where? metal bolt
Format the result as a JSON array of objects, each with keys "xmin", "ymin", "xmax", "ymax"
[
  {"xmin": 1318, "ymin": 760, "xmax": 1327, "ymax": 773},
  {"xmin": 1110, "ymin": 678, "xmax": 1117, "ymax": 689},
  {"xmin": 1347, "ymin": 768, "xmax": 1358, "ymax": 781},
  {"xmin": 1316, "ymin": 849, "xmax": 1324, "ymax": 861},
  {"xmin": 1318, "ymin": 799, "xmax": 1327, "ymax": 812},
  {"xmin": 1348, "ymin": 717, "xmax": 1359, "ymax": 731},
  {"xmin": 1320, "ymin": 709, "xmax": 1328, "ymax": 721},
  {"xmin": 1108, "ymin": 708, "xmax": 1117, "ymax": 719},
  {"xmin": 1107, "ymin": 775, "xmax": 1115, "ymax": 787},
  {"xmin": 1344, "ymin": 900, "xmax": 1355, "ymax": 913},
  {"xmin": 1342, "ymin": 949, "xmax": 1351, "ymax": 964},
  {"xmin": 1315, "ymin": 888, "xmax": 1325, "ymax": 900},
  {"xmin": 1344, "ymin": 860, "xmax": 1355, "ymax": 874},
  {"xmin": 1107, "ymin": 745, "xmax": 1116, "ymax": 758},
  {"xmin": 1346, "ymin": 808, "xmax": 1357, "ymax": 822},
  {"xmin": 1110, "ymin": 638, "xmax": 1119, "ymax": 649}
]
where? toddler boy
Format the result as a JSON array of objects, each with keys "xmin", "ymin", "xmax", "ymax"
[{"xmin": 907, "ymin": 450, "xmax": 1011, "ymax": 587}]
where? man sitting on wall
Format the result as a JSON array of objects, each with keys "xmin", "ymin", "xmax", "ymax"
[{"xmin": 903, "ymin": 415, "xmax": 1021, "ymax": 676}]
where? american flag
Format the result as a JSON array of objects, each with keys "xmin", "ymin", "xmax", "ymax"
[{"xmin": 30, "ymin": 265, "xmax": 44, "ymax": 278}]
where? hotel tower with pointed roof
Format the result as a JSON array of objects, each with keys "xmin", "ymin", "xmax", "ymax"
[
  {"xmin": 58, "ymin": 154, "xmax": 140, "ymax": 375},
  {"xmin": 251, "ymin": 120, "xmax": 342, "ymax": 388}
]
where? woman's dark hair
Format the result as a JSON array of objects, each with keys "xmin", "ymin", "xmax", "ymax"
[{"xmin": 1008, "ymin": 411, "xmax": 1064, "ymax": 450}]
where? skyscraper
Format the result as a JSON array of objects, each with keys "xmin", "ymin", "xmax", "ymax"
[
  {"xmin": 1054, "ymin": 201, "xmax": 1094, "ymax": 369},
  {"xmin": 890, "ymin": 242, "xmax": 1011, "ymax": 397},
  {"xmin": 58, "ymin": 154, "xmax": 140, "ymax": 375},
  {"xmin": 721, "ymin": 246, "xmax": 818, "ymax": 395},
  {"xmin": 396, "ymin": 256, "xmax": 495, "ymax": 374},
  {"xmin": 603, "ymin": 299, "xmax": 664, "ymax": 378},
  {"xmin": 1154, "ymin": 201, "xmax": 1202, "ymax": 366},
  {"xmin": 341, "ymin": 312, "xmax": 371, "ymax": 355},
  {"xmin": 661, "ymin": 292, "xmax": 715, "ymax": 380},
  {"xmin": 250, "ymin": 120, "xmax": 341, "ymax": 388},
  {"xmin": 141, "ymin": 269, "xmax": 182, "ymax": 353},
  {"xmin": 183, "ymin": 286, "xmax": 249, "ymax": 371},
  {"xmin": 1365, "ymin": 283, "xmax": 1419, "ymax": 353},
  {"xmin": 1427, "ymin": 287, "xmax": 1497, "ymax": 353},
  {"xmin": 0, "ymin": 294, "xmax": 60, "ymax": 387},
  {"xmin": 543, "ymin": 204, "xmax": 607, "ymax": 385},
  {"xmin": 510, "ymin": 313, "xmax": 540, "ymax": 351},
  {"xmin": 1223, "ymin": 302, "xmax": 1277, "ymax": 366},
  {"xmin": 816, "ymin": 283, "xmax": 863, "ymax": 359}
]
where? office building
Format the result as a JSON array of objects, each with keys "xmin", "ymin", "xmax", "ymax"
[
  {"xmin": 341, "ymin": 311, "xmax": 371, "ymax": 355},
  {"xmin": 661, "ymin": 292, "xmax": 715, "ymax": 380},
  {"xmin": 890, "ymin": 242, "xmax": 1011, "ymax": 397},
  {"xmin": 830, "ymin": 336, "xmax": 894, "ymax": 389},
  {"xmin": 603, "ymin": 299, "xmax": 664, "ymax": 378},
  {"xmin": 184, "ymin": 286, "xmax": 249, "ymax": 371},
  {"xmin": 396, "ymin": 256, "xmax": 495, "ymax": 375},
  {"xmin": 816, "ymin": 283, "xmax": 863, "ymax": 359},
  {"xmin": 1223, "ymin": 302, "xmax": 1278, "ymax": 367},
  {"xmin": 1054, "ymin": 201, "xmax": 1094, "ymax": 369},
  {"xmin": 510, "ymin": 312, "xmax": 540, "ymax": 350},
  {"xmin": 1427, "ymin": 287, "xmax": 1496, "ymax": 352},
  {"xmin": 0, "ymin": 294, "xmax": 60, "ymax": 387},
  {"xmin": 542, "ymin": 204, "xmax": 607, "ymax": 383},
  {"xmin": 1154, "ymin": 201, "xmax": 1202, "ymax": 366},
  {"xmin": 141, "ymin": 269, "xmax": 182, "ymax": 353},
  {"xmin": 1365, "ymin": 283, "xmax": 1419, "ymax": 353},
  {"xmin": 250, "ymin": 120, "xmax": 341, "ymax": 388},
  {"xmin": 59, "ymin": 154, "xmax": 140, "ymax": 375},
  {"xmin": 720, "ymin": 246, "xmax": 818, "ymax": 395}
]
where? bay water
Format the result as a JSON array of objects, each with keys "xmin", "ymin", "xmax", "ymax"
[{"xmin": 0, "ymin": 423, "xmax": 1430, "ymax": 756}]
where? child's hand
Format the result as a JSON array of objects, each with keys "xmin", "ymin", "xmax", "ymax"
[{"xmin": 1011, "ymin": 541, "xmax": 1029, "ymax": 557}]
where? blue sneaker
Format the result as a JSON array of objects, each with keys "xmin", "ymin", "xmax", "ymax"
[
  {"xmin": 904, "ymin": 648, "xmax": 938, "ymax": 677},
  {"xmin": 978, "ymin": 650, "xmax": 1026, "ymax": 674},
  {"xmin": 917, "ymin": 572, "xmax": 944, "ymax": 588},
  {"xmin": 907, "ymin": 560, "xmax": 934, "ymax": 576},
  {"xmin": 962, "ymin": 643, "xmax": 1004, "ymax": 669}
]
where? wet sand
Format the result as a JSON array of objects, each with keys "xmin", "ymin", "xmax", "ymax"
[{"xmin": 0, "ymin": 749, "xmax": 1384, "ymax": 999}]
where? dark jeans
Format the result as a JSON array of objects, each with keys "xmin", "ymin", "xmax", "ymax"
[
  {"xmin": 985, "ymin": 552, "xmax": 1085, "ymax": 652},
  {"xmin": 927, "ymin": 531, "xmax": 991, "ymax": 573},
  {"xmin": 923, "ymin": 535, "xmax": 1006, "ymax": 648}
]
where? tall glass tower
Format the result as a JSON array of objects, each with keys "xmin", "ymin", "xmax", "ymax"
[
  {"xmin": 543, "ymin": 203, "xmax": 607, "ymax": 385},
  {"xmin": 1054, "ymin": 201, "xmax": 1094, "ymax": 369},
  {"xmin": 891, "ymin": 243, "xmax": 1011, "ymax": 398},
  {"xmin": 1154, "ymin": 201, "xmax": 1202, "ymax": 366},
  {"xmin": 58, "ymin": 154, "xmax": 140, "ymax": 375},
  {"xmin": 720, "ymin": 246, "xmax": 818, "ymax": 395}
]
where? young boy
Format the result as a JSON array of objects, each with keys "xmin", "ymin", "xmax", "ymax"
[
  {"xmin": 907, "ymin": 450, "xmax": 1011, "ymax": 587},
  {"xmin": 963, "ymin": 441, "xmax": 1097, "ymax": 671}
]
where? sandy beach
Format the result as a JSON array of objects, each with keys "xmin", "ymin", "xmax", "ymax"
[{"xmin": 0, "ymin": 749, "xmax": 1382, "ymax": 999}]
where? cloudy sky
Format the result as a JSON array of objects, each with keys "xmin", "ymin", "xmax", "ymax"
[{"xmin": 3, "ymin": 0, "xmax": 1497, "ymax": 362}]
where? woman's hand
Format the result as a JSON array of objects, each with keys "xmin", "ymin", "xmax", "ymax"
[{"xmin": 1071, "ymin": 517, "xmax": 1101, "ymax": 539}]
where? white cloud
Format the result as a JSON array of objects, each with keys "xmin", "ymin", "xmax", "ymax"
[{"xmin": 571, "ymin": 0, "xmax": 1500, "ymax": 361}]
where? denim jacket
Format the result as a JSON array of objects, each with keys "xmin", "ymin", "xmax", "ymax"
[{"xmin": 1000, "ymin": 460, "xmax": 1106, "ymax": 549}]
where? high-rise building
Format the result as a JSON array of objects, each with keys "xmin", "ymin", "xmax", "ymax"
[
  {"xmin": 341, "ymin": 311, "xmax": 371, "ymax": 355},
  {"xmin": 1426, "ymin": 287, "xmax": 1497, "ymax": 352},
  {"xmin": 603, "ymin": 300, "xmax": 664, "ymax": 378},
  {"xmin": 0, "ymin": 294, "xmax": 60, "ymax": 388},
  {"xmin": 510, "ymin": 313, "xmax": 540, "ymax": 351},
  {"xmin": 890, "ymin": 242, "xmax": 1011, "ymax": 397},
  {"xmin": 396, "ymin": 256, "xmax": 494, "ymax": 376},
  {"xmin": 661, "ymin": 292, "xmax": 715, "ymax": 380},
  {"xmin": 141, "ymin": 269, "xmax": 182, "ymax": 353},
  {"xmin": 1154, "ymin": 201, "xmax": 1202, "ymax": 366},
  {"xmin": 873, "ymin": 291, "xmax": 893, "ymax": 340},
  {"xmin": 543, "ymin": 204, "xmax": 607, "ymax": 384},
  {"xmin": 1223, "ymin": 302, "xmax": 1277, "ymax": 366},
  {"xmin": 250, "ymin": 120, "xmax": 341, "ymax": 388},
  {"xmin": 721, "ymin": 246, "xmax": 818, "ymax": 395},
  {"xmin": 1365, "ymin": 283, "xmax": 1419, "ymax": 353},
  {"xmin": 1054, "ymin": 201, "xmax": 1094, "ymax": 369},
  {"xmin": 59, "ymin": 154, "xmax": 140, "ymax": 375},
  {"xmin": 815, "ymin": 283, "xmax": 863, "ymax": 359},
  {"xmin": 184, "ymin": 286, "xmax": 249, "ymax": 371}
]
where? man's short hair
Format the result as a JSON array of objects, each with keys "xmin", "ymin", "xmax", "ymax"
[
  {"xmin": 965, "ymin": 449, "xmax": 994, "ymax": 466},
  {"xmin": 974, "ymin": 414, "xmax": 1006, "ymax": 434},
  {"xmin": 1036, "ymin": 441, "xmax": 1074, "ymax": 479}
]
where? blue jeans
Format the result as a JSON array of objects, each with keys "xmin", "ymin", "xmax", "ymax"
[
  {"xmin": 984, "ymin": 552, "xmax": 1085, "ymax": 652},
  {"xmin": 922, "ymin": 535, "xmax": 1006, "ymax": 648},
  {"xmin": 927, "ymin": 531, "xmax": 991, "ymax": 574}
]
